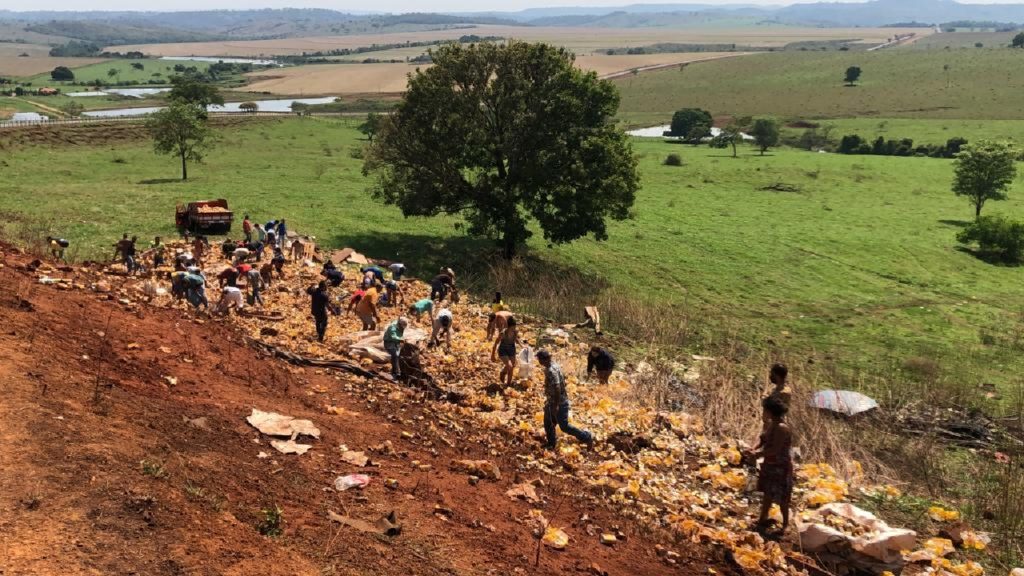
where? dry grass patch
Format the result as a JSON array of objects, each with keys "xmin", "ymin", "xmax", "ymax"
[{"xmin": 0, "ymin": 56, "xmax": 109, "ymax": 77}]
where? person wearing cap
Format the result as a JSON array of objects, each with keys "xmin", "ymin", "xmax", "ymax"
[
  {"xmin": 429, "ymin": 308, "xmax": 453, "ymax": 349},
  {"xmin": 537, "ymin": 349, "xmax": 594, "ymax": 450},
  {"xmin": 586, "ymin": 346, "xmax": 615, "ymax": 385},
  {"xmin": 383, "ymin": 316, "xmax": 408, "ymax": 378}
]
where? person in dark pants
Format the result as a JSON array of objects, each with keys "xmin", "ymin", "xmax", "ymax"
[
  {"xmin": 537, "ymin": 349, "xmax": 594, "ymax": 451},
  {"xmin": 429, "ymin": 272, "xmax": 454, "ymax": 302},
  {"xmin": 382, "ymin": 316, "xmax": 408, "ymax": 378},
  {"xmin": 306, "ymin": 281, "xmax": 336, "ymax": 342},
  {"xmin": 586, "ymin": 346, "xmax": 615, "ymax": 385}
]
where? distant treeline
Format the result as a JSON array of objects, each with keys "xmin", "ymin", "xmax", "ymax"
[
  {"xmin": 941, "ymin": 20, "xmax": 1021, "ymax": 31},
  {"xmin": 837, "ymin": 134, "xmax": 967, "ymax": 158},
  {"xmin": 277, "ymin": 35, "xmax": 503, "ymax": 64}
]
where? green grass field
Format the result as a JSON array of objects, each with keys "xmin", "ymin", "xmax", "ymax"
[
  {"xmin": 2, "ymin": 117, "xmax": 1023, "ymax": 398},
  {"xmin": 614, "ymin": 48, "xmax": 1024, "ymax": 127},
  {"xmin": 23, "ymin": 58, "xmax": 210, "ymax": 85}
]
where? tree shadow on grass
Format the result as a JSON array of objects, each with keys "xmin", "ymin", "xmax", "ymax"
[
  {"xmin": 954, "ymin": 245, "xmax": 1021, "ymax": 267},
  {"xmin": 138, "ymin": 178, "xmax": 182, "ymax": 185},
  {"xmin": 329, "ymin": 231, "xmax": 609, "ymax": 301},
  {"xmin": 938, "ymin": 219, "xmax": 971, "ymax": 228}
]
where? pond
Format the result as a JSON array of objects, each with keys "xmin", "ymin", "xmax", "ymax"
[{"xmin": 82, "ymin": 97, "xmax": 337, "ymax": 118}]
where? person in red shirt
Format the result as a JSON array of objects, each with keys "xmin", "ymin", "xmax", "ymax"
[{"xmin": 242, "ymin": 214, "xmax": 253, "ymax": 242}]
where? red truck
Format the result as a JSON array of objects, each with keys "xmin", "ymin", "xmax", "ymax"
[{"xmin": 175, "ymin": 199, "xmax": 234, "ymax": 234}]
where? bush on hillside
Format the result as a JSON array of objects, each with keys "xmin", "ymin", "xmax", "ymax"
[
  {"xmin": 956, "ymin": 215, "xmax": 1024, "ymax": 263},
  {"xmin": 664, "ymin": 153, "xmax": 683, "ymax": 166}
]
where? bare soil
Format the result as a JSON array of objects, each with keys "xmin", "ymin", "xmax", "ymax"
[{"xmin": 0, "ymin": 245, "xmax": 719, "ymax": 575}]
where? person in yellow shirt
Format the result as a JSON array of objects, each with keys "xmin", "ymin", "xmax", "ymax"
[{"xmin": 491, "ymin": 291, "xmax": 507, "ymax": 313}]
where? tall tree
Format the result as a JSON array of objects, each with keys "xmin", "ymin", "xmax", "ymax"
[
  {"xmin": 844, "ymin": 65, "xmax": 862, "ymax": 86},
  {"xmin": 1012, "ymin": 32, "xmax": 1024, "ymax": 48},
  {"xmin": 145, "ymin": 103, "xmax": 216, "ymax": 181},
  {"xmin": 669, "ymin": 108, "xmax": 712, "ymax": 141},
  {"xmin": 363, "ymin": 41, "xmax": 639, "ymax": 259},
  {"xmin": 750, "ymin": 117, "xmax": 780, "ymax": 155},
  {"xmin": 50, "ymin": 66, "xmax": 74, "ymax": 81},
  {"xmin": 952, "ymin": 140, "xmax": 1017, "ymax": 218}
]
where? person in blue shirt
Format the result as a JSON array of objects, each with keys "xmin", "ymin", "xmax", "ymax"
[
  {"xmin": 276, "ymin": 219, "xmax": 287, "ymax": 248},
  {"xmin": 408, "ymin": 298, "xmax": 435, "ymax": 322}
]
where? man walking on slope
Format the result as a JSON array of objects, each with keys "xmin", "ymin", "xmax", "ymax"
[
  {"xmin": 307, "ymin": 281, "xmax": 337, "ymax": 342},
  {"xmin": 537, "ymin": 350, "xmax": 594, "ymax": 451}
]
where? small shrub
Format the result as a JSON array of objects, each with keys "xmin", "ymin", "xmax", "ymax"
[
  {"xmin": 902, "ymin": 356, "xmax": 940, "ymax": 382},
  {"xmin": 957, "ymin": 215, "xmax": 1024, "ymax": 263},
  {"xmin": 111, "ymin": 156, "xmax": 127, "ymax": 164},
  {"xmin": 349, "ymin": 146, "xmax": 365, "ymax": 160},
  {"xmin": 140, "ymin": 458, "xmax": 167, "ymax": 479},
  {"xmin": 258, "ymin": 505, "xmax": 284, "ymax": 536},
  {"xmin": 663, "ymin": 153, "xmax": 682, "ymax": 166}
]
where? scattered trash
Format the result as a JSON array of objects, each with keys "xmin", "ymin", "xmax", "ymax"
[
  {"xmin": 328, "ymin": 510, "xmax": 401, "ymax": 537},
  {"xmin": 341, "ymin": 450, "xmax": 371, "ymax": 467},
  {"xmin": 928, "ymin": 506, "xmax": 960, "ymax": 522},
  {"xmin": 506, "ymin": 482, "xmax": 540, "ymax": 504},
  {"xmin": 246, "ymin": 408, "xmax": 320, "ymax": 439},
  {"xmin": 334, "ymin": 474, "xmax": 371, "ymax": 491},
  {"xmin": 163, "ymin": 376, "xmax": 178, "ymax": 386},
  {"xmin": 270, "ymin": 439, "xmax": 312, "ymax": 455},
  {"xmin": 810, "ymin": 390, "xmax": 879, "ymax": 417},
  {"xmin": 800, "ymin": 502, "xmax": 916, "ymax": 564},
  {"xmin": 600, "ymin": 533, "xmax": 617, "ymax": 546}
]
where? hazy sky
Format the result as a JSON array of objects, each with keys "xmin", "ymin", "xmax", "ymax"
[{"xmin": 0, "ymin": 0, "xmax": 1017, "ymax": 10}]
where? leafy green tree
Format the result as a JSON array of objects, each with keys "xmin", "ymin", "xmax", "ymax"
[
  {"xmin": 952, "ymin": 140, "xmax": 1017, "ymax": 218},
  {"xmin": 957, "ymin": 215, "xmax": 1024, "ymax": 263},
  {"xmin": 363, "ymin": 41, "xmax": 639, "ymax": 259},
  {"xmin": 107, "ymin": 68, "xmax": 119, "ymax": 83},
  {"xmin": 669, "ymin": 108, "xmax": 712, "ymax": 141},
  {"xmin": 358, "ymin": 112, "xmax": 383, "ymax": 142},
  {"xmin": 168, "ymin": 75, "xmax": 224, "ymax": 113},
  {"xmin": 844, "ymin": 65, "xmax": 862, "ymax": 86},
  {"xmin": 145, "ymin": 103, "xmax": 216, "ymax": 181},
  {"xmin": 1012, "ymin": 32, "xmax": 1024, "ymax": 48},
  {"xmin": 50, "ymin": 66, "xmax": 74, "ymax": 81},
  {"xmin": 238, "ymin": 101, "xmax": 259, "ymax": 113},
  {"xmin": 60, "ymin": 101, "xmax": 84, "ymax": 118},
  {"xmin": 751, "ymin": 117, "xmax": 780, "ymax": 155}
]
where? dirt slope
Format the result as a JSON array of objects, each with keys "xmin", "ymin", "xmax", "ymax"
[{"xmin": 0, "ymin": 247, "xmax": 710, "ymax": 575}]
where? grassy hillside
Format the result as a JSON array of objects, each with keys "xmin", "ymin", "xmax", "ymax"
[
  {"xmin": 2, "ymin": 117, "xmax": 1023, "ymax": 399},
  {"xmin": 615, "ymin": 48, "xmax": 1024, "ymax": 126},
  {"xmin": 795, "ymin": 118, "xmax": 1024, "ymax": 145},
  {"xmin": 23, "ymin": 59, "xmax": 210, "ymax": 85}
]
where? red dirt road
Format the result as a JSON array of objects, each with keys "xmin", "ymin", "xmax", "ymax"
[{"xmin": 0, "ymin": 248, "xmax": 718, "ymax": 575}]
